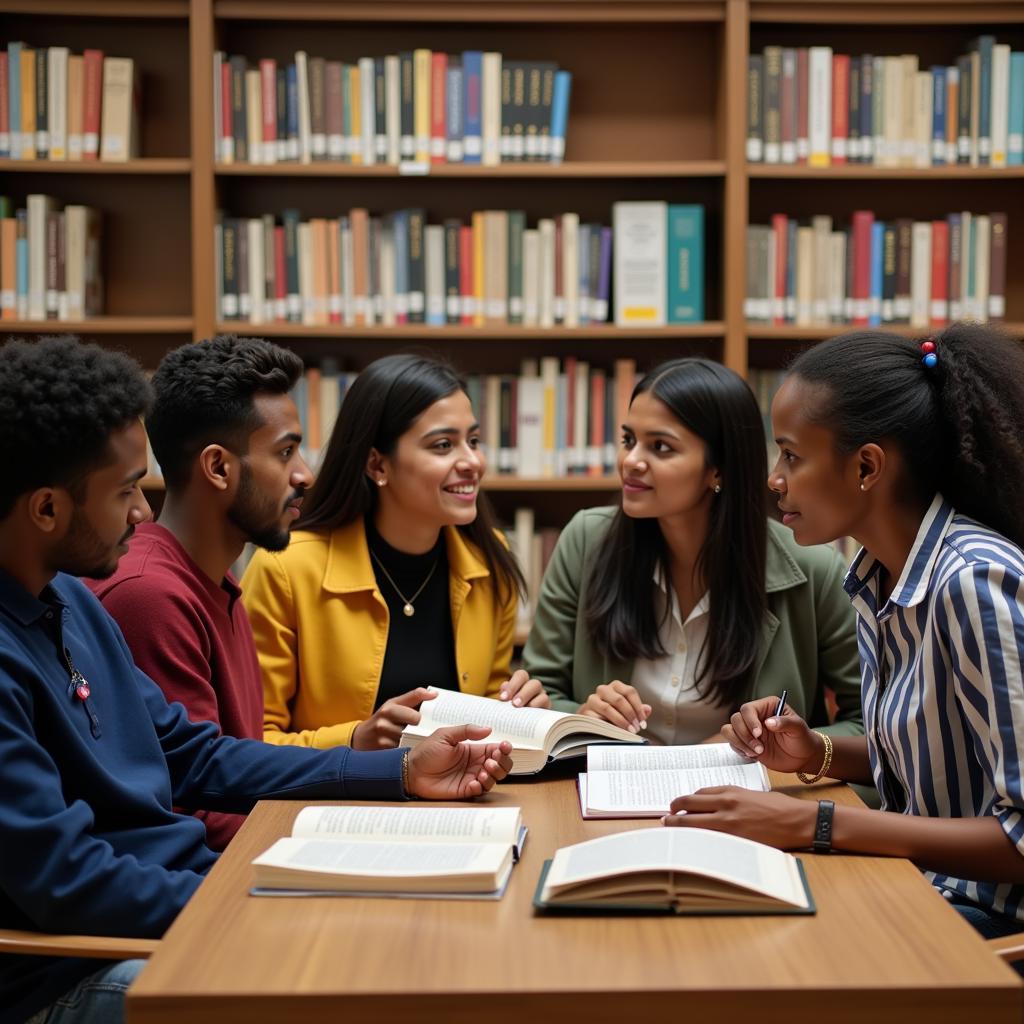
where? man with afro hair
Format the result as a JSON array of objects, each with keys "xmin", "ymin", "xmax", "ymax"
[{"xmin": 0, "ymin": 338, "xmax": 512, "ymax": 1024}]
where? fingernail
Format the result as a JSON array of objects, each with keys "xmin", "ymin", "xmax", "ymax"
[
  {"xmin": 753, "ymin": 727, "xmax": 761, "ymax": 737},
  {"xmin": 500, "ymin": 691, "xmax": 508, "ymax": 700},
  {"xmin": 513, "ymin": 697, "xmax": 522, "ymax": 707},
  {"xmin": 628, "ymin": 724, "xmax": 637, "ymax": 733},
  {"xmin": 632, "ymin": 719, "xmax": 640, "ymax": 731},
  {"xmin": 754, "ymin": 744, "xmax": 763, "ymax": 754},
  {"xmin": 640, "ymin": 720, "xmax": 647, "ymax": 730}
]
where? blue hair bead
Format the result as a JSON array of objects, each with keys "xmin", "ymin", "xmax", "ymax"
[{"xmin": 922, "ymin": 353, "xmax": 938, "ymax": 369}]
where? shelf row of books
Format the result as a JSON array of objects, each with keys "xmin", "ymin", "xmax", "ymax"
[
  {"xmin": 213, "ymin": 50, "xmax": 572, "ymax": 168},
  {"xmin": 0, "ymin": 195, "xmax": 102, "ymax": 321},
  {"xmin": 1, "ymin": 43, "xmax": 140, "ymax": 162},
  {"xmin": 744, "ymin": 210, "xmax": 1008, "ymax": 328},
  {"xmin": 286, "ymin": 355, "xmax": 638, "ymax": 477},
  {"xmin": 747, "ymin": 37, "xmax": 1024, "ymax": 168},
  {"xmin": 215, "ymin": 203, "xmax": 705, "ymax": 329}
]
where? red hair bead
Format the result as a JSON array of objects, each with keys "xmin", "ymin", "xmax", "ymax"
[{"xmin": 921, "ymin": 340, "xmax": 936, "ymax": 354}]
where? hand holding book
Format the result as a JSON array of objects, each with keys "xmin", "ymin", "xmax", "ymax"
[{"xmin": 498, "ymin": 667, "xmax": 551, "ymax": 709}]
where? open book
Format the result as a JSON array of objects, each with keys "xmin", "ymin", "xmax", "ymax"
[
  {"xmin": 251, "ymin": 805, "xmax": 525, "ymax": 899},
  {"xmin": 534, "ymin": 827, "xmax": 813, "ymax": 915},
  {"xmin": 400, "ymin": 688, "xmax": 643, "ymax": 775},
  {"xmin": 578, "ymin": 742, "xmax": 770, "ymax": 819}
]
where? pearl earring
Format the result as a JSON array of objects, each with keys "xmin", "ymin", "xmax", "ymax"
[
  {"xmin": 377, "ymin": 478, "xmax": 386, "ymax": 487},
  {"xmin": 859, "ymin": 483, "xmax": 865, "ymax": 491},
  {"xmin": 713, "ymin": 484, "xmax": 722, "ymax": 494}
]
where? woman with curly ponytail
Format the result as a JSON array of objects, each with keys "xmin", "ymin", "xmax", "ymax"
[{"xmin": 661, "ymin": 324, "xmax": 1024, "ymax": 951}]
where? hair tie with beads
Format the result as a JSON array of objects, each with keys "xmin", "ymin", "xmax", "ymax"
[{"xmin": 920, "ymin": 338, "xmax": 938, "ymax": 369}]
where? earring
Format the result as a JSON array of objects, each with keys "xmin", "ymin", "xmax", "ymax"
[
  {"xmin": 859, "ymin": 483, "xmax": 865, "ymax": 492},
  {"xmin": 713, "ymin": 484, "xmax": 722, "ymax": 494},
  {"xmin": 377, "ymin": 478, "xmax": 386, "ymax": 487}
]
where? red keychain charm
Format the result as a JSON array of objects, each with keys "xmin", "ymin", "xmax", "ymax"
[{"xmin": 75, "ymin": 681, "xmax": 91, "ymax": 701}]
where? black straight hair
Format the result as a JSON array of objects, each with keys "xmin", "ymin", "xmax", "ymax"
[
  {"xmin": 297, "ymin": 353, "xmax": 525, "ymax": 603},
  {"xmin": 788, "ymin": 323, "xmax": 1024, "ymax": 549},
  {"xmin": 583, "ymin": 358, "xmax": 769, "ymax": 708}
]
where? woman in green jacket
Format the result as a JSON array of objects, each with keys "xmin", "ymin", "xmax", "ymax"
[{"xmin": 518, "ymin": 358, "xmax": 863, "ymax": 743}]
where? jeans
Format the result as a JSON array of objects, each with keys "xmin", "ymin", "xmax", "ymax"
[
  {"xmin": 22, "ymin": 960, "xmax": 146, "ymax": 1024},
  {"xmin": 947, "ymin": 894, "xmax": 1024, "ymax": 977}
]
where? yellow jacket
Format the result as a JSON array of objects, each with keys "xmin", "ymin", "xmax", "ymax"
[{"xmin": 240, "ymin": 519, "xmax": 517, "ymax": 748}]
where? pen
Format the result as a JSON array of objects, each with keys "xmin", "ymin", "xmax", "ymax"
[{"xmin": 774, "ymin": 689, "xmax": 788, "ymax": 718}]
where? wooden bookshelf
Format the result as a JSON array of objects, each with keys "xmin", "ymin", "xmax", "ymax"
[
  {"xmin": 5, "ymin": 0, "xmax": 1024, "ymax": 542},
  {"xmin": 140, "ymin": 474, "xmax": 622, "ymax": 493}
]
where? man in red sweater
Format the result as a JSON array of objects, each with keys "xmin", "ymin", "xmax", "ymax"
[{"xmin": 88, "ymin": 335, "xmax": 314, "ymax": 849}]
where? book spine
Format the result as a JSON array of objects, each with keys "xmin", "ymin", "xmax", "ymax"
[
  {"xmin": 947, "ymin": 213, "xmax": 962, "ymax": 322},
  {"xmin": 508, "ymin": 210, "xmax": 525, "ymax": 325},
  {"xmin": 931, "ymin": 66, "xmax": 946, "ymax": 165},
  {"xmin": 910, "ymin": 220, "xmax": 932, "ymax": 328},
  {"xmin": 746, "ymin": 54, "xmax": 763, "ymax": 162},
  {"xmin": 482, "ymin": 52, "xmax": 502, "ymax": 167},
  {"xmin": 45, "ymin": 209, "xmax": 58, "ymax": 318},
  {"xmin": 988, "ymin": 211, "xmax": 1007, "ymax": 320},
  {"xmin": 413, "ymin": 49, "xmax": 431, "ymax": 163},
  {"xmin": 462, "ymin": 51, "xmax": 482, "ymax": 163},
  {"xmin": 325, "ymin": 61, "xmax": 344, "ymax": 160},
  {"xmin": 991, "ymin": 44, "xmax": 1010, "ymax": 168},
  {"xmin": 424, "ymin": 224, "xmax": 445, "ymax": 326},
  {"xmin": 245, "ymin": 69, "xmax": 262, "ymax": 165},
  {"xmin": 808, "ymin": 47, "xmax": 832, "ymax": 167},
  {"xmin": 407, "ymin": 208, "xmax": 425, "ymax": 323},
  {"xmin": 930, "ymin": 218, "xmax": 949, "ymax": 326},
  {"xmin": 446, "ymin": 56, "xmax": 464, "ymax": 163},
  {"xmin": 260, "ymin": 59, "xmax": 278, "ymax": 163},
  {"xmin": 500, "ymin": 62, "xmax": 513, "ymax": 161},
  {"xmin": 35, "ymin": 47, "xmax": 48, "ymax": 159},
  {"xmin": 830, "ymin": 53, "xmax": 849, "ymax": 165},
  {"xmin": 848, "ymin": 57, "xmax": 860, "ymax": 163},
  {"xmin": 510, "ymin": 61, "xmax": 527, "ymax": 161},
  {"xmin": 358, "ymin": 57, "xmax": 375, "ymax": 165},
  {"xmin": 796, "ymin": 47, "xmax": 810, "ymax": 163},
  {"xmin": 399, "ymin": 52, "xmax": 415, "ymax": 159},
  {"xmin": 392, "ymin": 210, "xmax": 409, "ymax": 324},
  {"xmin": 667, "ymin": 205, "xmax": 705, "ymax": 323},
  {"xmin": 82, "ymin": 49, "xmax": 103, "ymax": 161},
  {"xmin": 881, "ymin": 222, "xmax": 897, "ymax": 323},
  {"xmin": 763, "ymin": 46, "xmax": 781, "ymax": 164},
  {"xmin": 851, "ymin": 210, "xmax": 873, "ymax": 326},
  {"xmin": 538, "ymin": 64, "xmax": 556, "ymax": 162},
  {"xmin": 459, "ymin": 223, "xmax": 474, "ymax": 325},
  {"xmin": 20, "ymin": 47, "xmax": 35, "ymax": 161},
  {"xmin": 612, "ymin": 201, "xmax": 667, "ymax": 327},
  {"xmin": 550, "ymin": 71, "xmax": 571, "ymax": 165},
  {"xmin": 1009, "ymin": 54, "xmax": 1024, "ymax": 166},
  {"xmin": 781, "ymin": 48, "xmax": 796, "ymax": 163},
  {"xmin": 7, "ymin": 44, "xmax": 21, "ymax": 159},
  {"xmin": 974, "ymin": 35, "xmax": 994, "ymax": 164},
  {"xmin": 956, "ymin": 55, "xmax": 972, "ymax": 164},
  {"xmin": 374, "ymin": 57, "xmax": 387, "ymax": 161},
  {"xmin": 444, "ymin": 219, "xmax": 462, "ymax": 325},
  {"xmin": 860, "ymin": 54, "xmax": 874, "ymax": 164},
  {"xmin": 430, "ymin": 52, "xmax": 447, "ymax": 164},
  {"xmin": 48, "ymin": 47, "xmax": 68, "ymax": 160}
]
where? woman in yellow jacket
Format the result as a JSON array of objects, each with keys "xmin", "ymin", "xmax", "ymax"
[{"xmin": 242, "ymin": 354, "xmax": 548, "ymax": 751}]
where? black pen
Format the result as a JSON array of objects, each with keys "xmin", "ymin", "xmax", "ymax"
[{"xmin": 774, "ymin": 689, "xmax": 788, "ymax": 718}]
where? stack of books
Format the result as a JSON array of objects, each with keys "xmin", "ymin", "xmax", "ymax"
[
  {"xmin": 745, "ymin": 210, "xmax": 1008, "ymax": 327},
  {"xmin": 1, "ymin": 43, "xmax": 140, "ymax": 162},
  {"xmin": 747, "ymin": 37, "xmax": 1024, "ymax": 167},
  {"xmin": 213, "ymin": 49, "xmax": 572, "ymax": 167},
  {"xmin": 0, "ymin": 194, "xmax": 102, "ymax": 321}
]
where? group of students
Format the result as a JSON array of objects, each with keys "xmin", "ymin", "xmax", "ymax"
[{"xmin": 0, "ymin": 320, "xmax": 1022, "ymax": 1024}]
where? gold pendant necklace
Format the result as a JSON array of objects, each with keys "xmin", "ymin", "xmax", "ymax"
[{"xmin": 370, "ymin": 550, "xmax": 439, "ymax": 617}]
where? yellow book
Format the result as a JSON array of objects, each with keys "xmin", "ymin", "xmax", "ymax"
[
  {"xmin": 413, "ymin": 49, "xmax": 431, "ymax": 163},
  {"xmin": 20, "ymin": 47, "xmax": 36, "ymax": 160},
  {"xmin": 348, "ymin": 65, "xmax": 362, "ymax": 166}
]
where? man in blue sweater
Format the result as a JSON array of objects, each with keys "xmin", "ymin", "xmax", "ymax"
[{"xmin": 0, "ymin": 337, "xmax": 514, "ymax": 1024}]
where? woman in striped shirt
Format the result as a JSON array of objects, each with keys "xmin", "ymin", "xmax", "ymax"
[{"xmin": 663, "ymin": 323, "xmax": 1024, "ymax": 941}]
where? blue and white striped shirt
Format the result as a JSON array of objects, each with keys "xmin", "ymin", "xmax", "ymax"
[{"xmin": 844, "ymin": 494, "xmax": 1024, "ymax": 920}]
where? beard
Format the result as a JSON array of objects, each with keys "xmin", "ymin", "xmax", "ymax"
[
  {"xmin": 60, "ymin": 506, "xmax": 134, "ymax": 580},
  {"xmin": 227, "ymin": 459, "xmax": 299, "ymax": 552}
]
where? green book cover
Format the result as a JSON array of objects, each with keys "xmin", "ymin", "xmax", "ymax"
[
  {"xmin": 667, "ymin": 204, "xmax": 704, "ymax": 323},
  {"xmin": 507, "ymin": 210, "xmax": 525, "ymax": 325}
]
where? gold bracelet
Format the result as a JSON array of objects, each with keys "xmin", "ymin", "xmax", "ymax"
[
  {"xmin": 796, "ymin": 732, "xmax": 833, "ymax": 784},
  {"xmin": 401, "ymin": 749, "xmax": 412, "ymax": 798}
]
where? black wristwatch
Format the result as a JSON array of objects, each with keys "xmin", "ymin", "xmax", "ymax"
[{"xmin": 813, "ymin": 799, "xmax": 835, "ymax": 854}]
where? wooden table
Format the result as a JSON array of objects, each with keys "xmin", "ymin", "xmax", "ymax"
[{"xmin": 127, "ymin": 773, "xmax": 1022, "ymax": 1024}]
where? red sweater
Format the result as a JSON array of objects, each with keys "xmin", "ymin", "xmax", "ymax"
[{"xmin": 86, "ymin": 522, "xmax": 263, "ymax": 850}]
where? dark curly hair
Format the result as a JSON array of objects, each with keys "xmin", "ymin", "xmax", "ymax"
[
  {"xmin": 0, "ymin": 336, "xmax": 152, "ymax": 519},
  {"xmin": 147, "ymin": 335, "xmax": 304, "ymax": 490},
  {"xmin": 789, "ymin": 322, "xmax": 1024, "ymax": 549}
]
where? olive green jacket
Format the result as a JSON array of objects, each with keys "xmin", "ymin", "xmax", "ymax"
[{"xmin": 522, "ymin": 507, "xmax": 864, "ymax": 736}]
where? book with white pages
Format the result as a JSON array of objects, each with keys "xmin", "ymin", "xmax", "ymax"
[
  {"xmin": 400, "ymin": 687, "xmax": 644, "ymax": 775},
  {"xmin": 578, "ymin": 742, "xmax": 770, "ymax": 819},
  {"xmin": 534, "ymin": 826, "xmax": 813, "ymax": 916},
  {"xmin": 251, "ymin": 804, "xmax": 526, "ymax": 900}
]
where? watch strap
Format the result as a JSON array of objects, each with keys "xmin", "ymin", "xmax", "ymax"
[{"xmin": 813, "ymin": 799, "xmax": 835, "ymax": 853}]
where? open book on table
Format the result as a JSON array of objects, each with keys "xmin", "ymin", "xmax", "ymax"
[
  {"xmin": 251, "ymin": 804, "xmax": 525, "ymax": 899},
  {"xmin": 534, "ymin": 826, "xmax": 813, "ymax": 915},
  {"xmin": 578, "ymin": 743, "xmax": 770, "ymax": 819},
  {"xmin": 400, "ymin": 687, "xmax": 644, "ymax": 775}
]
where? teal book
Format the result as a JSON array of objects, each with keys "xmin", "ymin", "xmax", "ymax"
[
  {"xmin": 1008, "ymin": 52, "xmax": 1024, "ymax": 166},
  {"xmin": 666, "ymin": 204, "xmax": 705, "ymax": 323}
]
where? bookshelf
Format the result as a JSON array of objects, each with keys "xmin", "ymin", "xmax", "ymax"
[{"xmin": 3, "ymin": 0, "xmax": 1023, "ymax": 528}]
